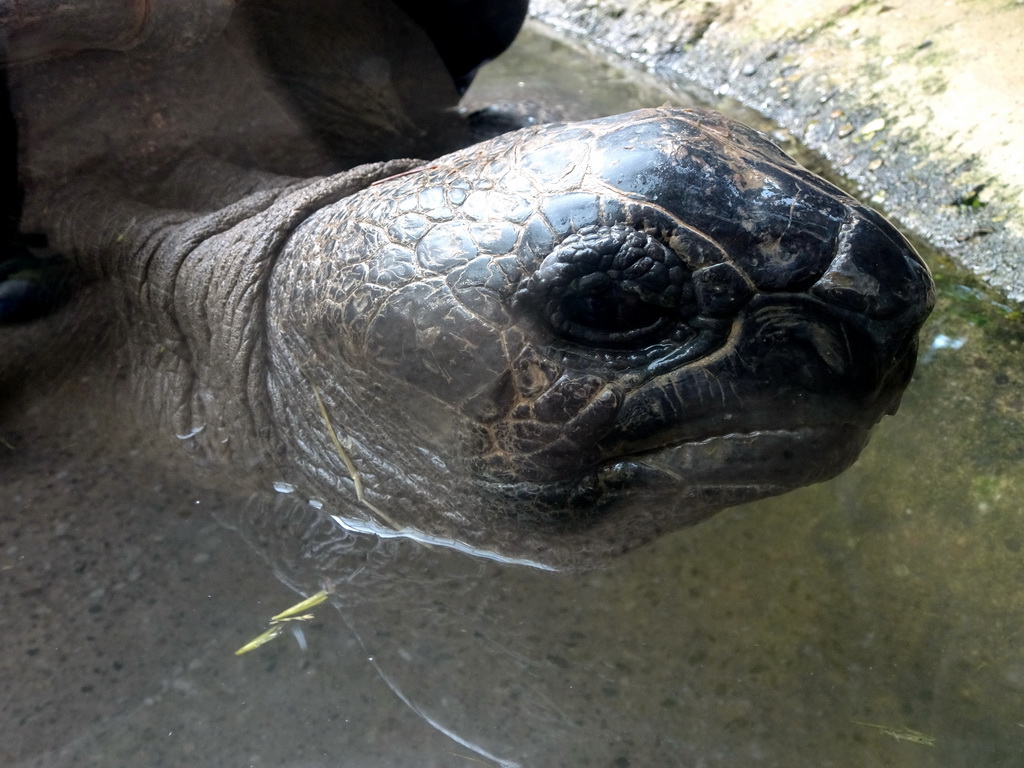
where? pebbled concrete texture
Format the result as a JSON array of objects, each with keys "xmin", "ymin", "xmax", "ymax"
[{"xmin": 530, "ymin": 0, "xmax": 1024, "ymax": 302}]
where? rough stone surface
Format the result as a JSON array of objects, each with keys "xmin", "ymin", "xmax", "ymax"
[{"xmin": 531, "ymin": 0, "xmax": 1024, "ymax": 302}]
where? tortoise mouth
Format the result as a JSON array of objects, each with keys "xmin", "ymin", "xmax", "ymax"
[
  {"xmin": 475, "ymin": 422, "xmax": 870, "ymax": 532},
  {"xmin": 597, "ymin": 422, "xmax": 869, "ymax": 492}
]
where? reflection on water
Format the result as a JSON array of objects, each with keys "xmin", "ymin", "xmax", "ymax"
[{"xmin": 2, "ymin": 22, "xmax": 1023, "ymax": 768}]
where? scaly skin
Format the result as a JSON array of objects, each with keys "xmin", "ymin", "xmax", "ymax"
[{"xmin": 30, "ymin": 107, "xmax": 934, "ymax": 568}]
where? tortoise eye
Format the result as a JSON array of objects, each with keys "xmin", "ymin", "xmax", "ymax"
[
  {"xmin": 553, "ymin": 282, "xmax": 677, "ymax": 346},
  {"xmin": 513, "ymin": 224, "xmax": 696, "ymax": 348}
]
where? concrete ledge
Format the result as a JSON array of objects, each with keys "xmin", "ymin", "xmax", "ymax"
[{"xmin": 531, "ymin": 0, "xmax": 1024, "ymax": 302}]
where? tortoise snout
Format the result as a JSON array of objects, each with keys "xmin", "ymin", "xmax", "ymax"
[{"xmin": 810, "ymin": 210, "xmax": 935, "ymax": 325}]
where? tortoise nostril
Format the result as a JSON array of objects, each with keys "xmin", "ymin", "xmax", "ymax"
[{"xmin": 515, "ymin": 223, "xmax": 695, "ymax": 347}]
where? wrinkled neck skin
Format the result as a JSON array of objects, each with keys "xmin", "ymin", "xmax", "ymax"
[{"xmin": 26, "ymin": 160, "xmax": 424, "ymax": 479}]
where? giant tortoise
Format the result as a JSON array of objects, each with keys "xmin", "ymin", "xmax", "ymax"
[{"xmin": 2, "ymin": 0, "xmax": 934, "ymax": 568}]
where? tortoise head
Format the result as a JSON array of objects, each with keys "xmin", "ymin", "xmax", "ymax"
[{"xmin": 268, "ymin": 107, "xmax": 934, "ymax": 568}]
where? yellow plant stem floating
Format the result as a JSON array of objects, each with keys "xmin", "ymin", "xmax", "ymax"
[
  {"xmin": 311, "ymin": 383, "xmax": 403, "ymax": 531},
  {"xmin": 235, "ymin": 589, "xmax": 331, "ymax": 656},
  {"xmin": 271, "ymin": 589, "xmax": 330, "ymax": 621}
]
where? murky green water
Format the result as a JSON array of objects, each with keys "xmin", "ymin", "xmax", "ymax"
[{"xmin": 3, "ymin": 23, "xmax": 1023, "ymax": 768}]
